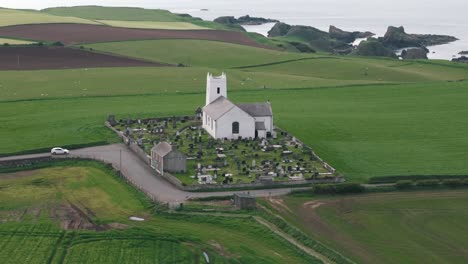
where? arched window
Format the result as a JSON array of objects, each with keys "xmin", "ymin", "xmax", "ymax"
[
  {"xmin": 232, "ymin": 122, "xmax": 239, "ymax": 134},
  {"xmin": 217, "ymin": 87, "xmax": 220, "ymax": 94}
]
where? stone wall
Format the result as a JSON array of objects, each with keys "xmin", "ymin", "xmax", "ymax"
[
  {"xmin": 105, "ymin": 120, "xmax": 344, "ymax": 192},
  {"xmin": 0, "ymin": 156, "xmax": 54, "ymax": 169}
]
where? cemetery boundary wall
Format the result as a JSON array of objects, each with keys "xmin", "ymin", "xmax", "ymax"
[{"xmin": 105, "ymin": 120, "xmax": 345, "ymax": 192}]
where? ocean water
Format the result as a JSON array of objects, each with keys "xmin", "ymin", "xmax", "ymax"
[
  {"xmin": 5, "ymin": 0, "xmax": 468, "ymax": 59},
  {"xmin": 157, "ymin": 0, "xmax": 468, "ymax": 60}
]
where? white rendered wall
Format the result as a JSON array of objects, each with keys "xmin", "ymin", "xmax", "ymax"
[
  {"xmin": 202, "ymin": 112, "xmax": 217, "ymax": 138},
  {"xmin": 216, "ymin": 107, "xmax": 255, "ymax": 139},
  {"xmin": 205, "ymin": 72, "xmax": 227, "ymax": 106},
  {"xmin": 254, "ymin": 116, "xmax": 274, "ymax": 132}
]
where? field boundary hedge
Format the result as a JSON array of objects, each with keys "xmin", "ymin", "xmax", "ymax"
[
  {"xmin": 368, "ymin": 174, "xmax": 468, "ymax": 184},
  {"xmin": 0, "ymin": 141, "xmax": 109, "ymax": 158}
]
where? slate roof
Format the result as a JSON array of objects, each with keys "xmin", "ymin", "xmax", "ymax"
[
  {"xmin": 151, "ymin": 142, "xmax": 173, "ymax": 157},
  {"xmin": 202, "ymin": 96, "xmax": 236, "ymax": 120},
  {"xmin": 203, "ymin": 97, "xmax": 273, "ymax": 120},
  {"xmin": 255, "ymin": 122, "xmax": 266, "ymax": 130},
  {"xmin": 236, "ymin": 102, "xmax": 272, "ymax": 117}
]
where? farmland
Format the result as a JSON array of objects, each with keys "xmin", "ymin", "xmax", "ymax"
[
  {"xmin": 0, "ymin": 37, "xmax": 35, "ymax": 45},
  {"xmin": 0, "ymin": 24, "xmax": 266, "ymax": 47},
  {"xmin": 1, "ymin": 81, "xmax": 468, "ymax": 181},
  {"xmin": 265, "ymin": 190, "xmax": 468, "ymax": 264},
  {"xmin": 0, "ymin": 8, "xmax": 97, "ymax": 27},
  {"xmin": 97, "ymin": 20, "xmax": 209, "ymax": 30},
  {"xmin": 0, "ymin": 47, "xmax": 164, "ymax": 70},
  {"xmin": 0, "ymin": 161, "xmax": 317, "ymax": 263}
]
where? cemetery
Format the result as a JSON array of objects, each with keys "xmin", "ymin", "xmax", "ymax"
[{"xmin": 108, "ymin": 114, "xmax": 338, "ymax": 186}]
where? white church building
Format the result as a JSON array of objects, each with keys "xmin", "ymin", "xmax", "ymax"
[{"xmin": 202, "ymin": 73, "xmax": 273, "ymax": 139}]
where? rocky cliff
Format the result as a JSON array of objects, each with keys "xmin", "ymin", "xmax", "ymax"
[
  {"xmin": 401, "ymin": 47, "xmax": 428, "ymax": 59},
  {"xmin": 381, "ymin": 26, "xmax": 457, "ymax": 49},
  {"xmin": 329, "ymin": 25, "xmax": 374, "ymax": 43}
]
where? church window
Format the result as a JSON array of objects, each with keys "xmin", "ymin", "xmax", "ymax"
[
  {"xmin": 232, "ymin": 122, "xmax": 239, "ymax": 134},
  {"xmin": 217, "ymin": 87, "xmax": 220, "ymax": 94}
]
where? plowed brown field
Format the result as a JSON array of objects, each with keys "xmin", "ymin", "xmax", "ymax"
[
  {"xmin": 0, "ymin": 46, "xmax": 165, "ymax": 70},
  {"xmin": 0, "ymin": 23, "xmax": 268, "ymax": 48}
]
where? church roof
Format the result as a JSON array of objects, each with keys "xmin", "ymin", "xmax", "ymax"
[
  {"xmin": 236, "ymin": 102, "xmax": 273, "ymax": 117},
  {"xmin": 151, "ymin": 142, "xmax": 173, "ymax": 157},
  {"xmin": 203, "ymin": 96, "xmax": 236, "ymax": 120}
]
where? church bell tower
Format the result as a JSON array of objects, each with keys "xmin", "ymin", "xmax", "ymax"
[{"xmin": 206, "ymin": 72, "xmax": 227, "ymax": 106}]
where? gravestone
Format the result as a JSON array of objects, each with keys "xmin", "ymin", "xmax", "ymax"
[{"xmin": 107, "ymin": 114, "xmax": 117, "ymax": 126}]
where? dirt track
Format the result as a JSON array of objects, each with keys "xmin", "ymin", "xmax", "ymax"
[
  {"xmin": 0, "ymin": 46, "xmax": 164, "ymax": 70},
  {"xmin": 0, "ymin": 23, "xmax": 269, "ymax": 48}
]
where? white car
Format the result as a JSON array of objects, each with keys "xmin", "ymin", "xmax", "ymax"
[{"xmin": 51, "ymin": 147, "xmax": 69, "ymax": 155}]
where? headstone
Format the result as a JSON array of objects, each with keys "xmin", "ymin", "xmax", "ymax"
[
  {"xmin": 125, "ymin": 127, "xmax": 132, "ymax": 136},
  {"xmin": 107, "ymin": 114, "xmax": 117, "ymax": 126},
  {"xmin": 252, "ymin": 159, "xmax": 256, "ymax": 168}
]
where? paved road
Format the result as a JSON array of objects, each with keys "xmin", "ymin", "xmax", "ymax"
[{"xmin": 1, "ymin": 144, "xmax": 305, "ymax": 203}]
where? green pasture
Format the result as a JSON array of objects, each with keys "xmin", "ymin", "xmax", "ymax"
[
  {"xmin": 278, "ymin": 191, "xmax": 468, "ymax": 264},
  {"xmin": 0, "ymin": 8, "xmax": 97, "ymax": 27},
  {"xmin": 85, "ymin": 39, "xmax": 468, "ymax": 82},
  {"xmin": 41, "ymin": 6, "xmax": 190, "ymax": 22},
  {"xmin": 0, "ymin": 67, "xmax": 378, "ymax": 102},
  {"xmin": 0, "ymin": 37, "xmax": 36, "ymax": 45},
  {"xmin": 1, "ymin": 81, "xmax": 468, "ymax": 181},
  {"xmin": 0, "ymin": 162, "xmax": 317, "ymax": 263},
  {"xmin": 85, "ymin": 40, "xmax": 309, "ymax": 68},
  {"xmin": 41, "ymin": 6, "xmax": 238, "ymax": 31}
]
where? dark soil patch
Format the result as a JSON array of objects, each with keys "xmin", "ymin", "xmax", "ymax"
[
  {"xmin": 52, "ymin": 202, "xmax": 115, "ymax": 231},
  {"xmin": 0, "ymin": 46, "xmax": 165, "ymax": 70},
  {"xmin": 0, "ymin": 170, "xmax": 36, "ymax": 180},
  {"xmin": 0, "ymin": 23, "xmax": 270, "ymax": 48}
]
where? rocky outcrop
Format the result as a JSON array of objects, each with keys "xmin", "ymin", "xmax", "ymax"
[
  {"xmin": 452, "ymin": 56, "xmax": 468, "ymax": 63},
  {"xmin": 214, "ymin": 15, "xmax": 278, "ymax": 25},
  {"xmin": 459, "ymin": 51, "xmax": 468, "ymax": 55},
  {"xmin": 329, "ymin": 25, "xmax": 374, "ymax": 43},
  {"xmin": 268, "ymin": 22, "xmax": 348, "ymax": 52},
  {"xmin": 401, "ymin": 47, "xmax": 428, "ymax": 59},
  {"xmin": 353, "ymin": 38, "xmax": 397, "ymax": 58},
  {"xmin": 381, "ymin": 26, "xmax": 457, "ymax": 49},
  {"xmin": 267, "ymin": 22, "xmax": 292, "ymax": 37}
]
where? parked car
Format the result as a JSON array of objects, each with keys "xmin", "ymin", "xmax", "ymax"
[{"xmin": 51, "ymin": 147, "xmax": 69, "ymax": 155}]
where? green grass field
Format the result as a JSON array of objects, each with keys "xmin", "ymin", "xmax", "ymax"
[
  {"xmin": 1, "ymin": 81, "xmax": 468, "ymax": 181},
  {"xmin": 271, "ymin": 191, "xmax": 468, "ymax": 263},
  {"xmin": 41, "ymin": 6, "xmax": 239, "ymax": 31},
  {"xmin": 41, "ymin": 6, "xmax": 189, "ymax": 22},
  {"xmin": 0, "ymin": 37, "xmax": 36, "ymax": 45},
  {"xmin": 85, "ymin": 40, "xmax": 309, "ymax": 68},
  {"xmin": 0, "ymin": 8, "xmax": 97, "ymax": 27},
  {"xmin": 0, "ymin": 162, "xmax": 317, "ymax": 263}
]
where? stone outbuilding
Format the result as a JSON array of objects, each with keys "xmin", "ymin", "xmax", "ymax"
[
  {"xmin": 151, "ymin": 142, "xmax": 186, "ymax": 174},
  {"xmin": 233, "ymin": 193, "xmax": 256, "ymax": 210}
]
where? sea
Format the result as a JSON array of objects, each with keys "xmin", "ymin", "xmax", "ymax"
[{"xmin": 5, "ymin": 0, "xmax": 468, "ymax": 60}]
